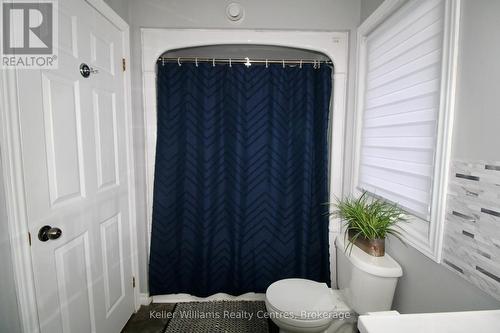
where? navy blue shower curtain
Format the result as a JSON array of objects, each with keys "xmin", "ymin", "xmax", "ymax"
[{"xmin": 149, "ymin": 62, "xmax": 332, "ymax": 297}]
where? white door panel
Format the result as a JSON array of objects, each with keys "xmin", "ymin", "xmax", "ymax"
[
  {"xmin": 41, "ymin": 72, "xmax": 86, "ymax": 205},
  {"xmin": 92, "ymin": 89, "xmax": 119, "ymax": 190},
  {"xmin": 54, "ymin": 232, "xmax": 96, "ymax": 333},
  {"xmin": 15, "ymin": 0, "xmax": 134, "ymax": 332}
]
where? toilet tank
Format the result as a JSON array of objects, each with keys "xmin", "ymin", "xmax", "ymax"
[{"xmin": 335, "ymin": 236, "xmax": 403, "ymax": 315}]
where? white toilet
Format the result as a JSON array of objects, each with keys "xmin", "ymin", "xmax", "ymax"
[{"xmin": 265, "ymin": 236, "xmax": 403, "ymax": 333}]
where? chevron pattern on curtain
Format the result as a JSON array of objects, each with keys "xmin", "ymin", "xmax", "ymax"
[{"xmin": 149, "ymin": 62, "xmax": 332, "ymax": 297}]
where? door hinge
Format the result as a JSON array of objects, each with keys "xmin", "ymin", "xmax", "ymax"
[
  {"xmin": 132, "ymin": 276, "xmax": 135, "ymax": 288},
  {"xmin": 28, "ymin": 232, "xmax": 32, "ymax": 246},
  {"xmin": 122, "ymin": 58, "xmax": 126, "ymax": 72}
]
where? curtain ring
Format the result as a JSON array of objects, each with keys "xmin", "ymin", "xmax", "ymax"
[
  {"xmin": 318, "ymin": 61, "xmax": 321, "ymax": 69},
  {"xmin": 229, "ymin": 58, "xmax": 232, "ymax": 67},
  {"xmin": 161, "ymin": 57, "xmax": 165, "ymax": 66},
  {"xmin": 265, "ymin": 59, "xmax": 268, "ymax": 68},
  {"xmin": 177, "ymin": 57, "xmax": 182, "ymax": 66},
  {"xmin": 299, "ymin": 59, "xmax": 302, "ymax": 69},
  {"xmin": 195, "ymin": 58, "xmax": 198, "ymax": 67},
  {"xmin": 282, "ymin": 59, "xmax": 285, "ymax": 69},
  {"xmin": 212, "ymin": 58, "xmax": 216, "ymax": 67}
]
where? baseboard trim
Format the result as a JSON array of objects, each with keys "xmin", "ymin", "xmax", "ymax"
[
  {"xmin": 152, "ymin": 292, "xmax": 266, "ymax": 303},
  {"xmin": 139, "ymin": 293, "xmax": 152, "ymax": 306}
]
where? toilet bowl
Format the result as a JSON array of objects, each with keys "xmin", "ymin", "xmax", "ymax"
[
  {"xmin": 265, "ymin": 236, "xmax": 403, "ymax": 333},
  {"xmin": 265, "ymin": 278, "xmax": 355, "ymax": 333}
]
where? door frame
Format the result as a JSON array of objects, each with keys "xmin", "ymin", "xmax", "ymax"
[
  {"xmin": 0, "ymin": 1, "xmax": 140, "ymax": 331},
  {"xmin": 141, "ymin": 29, "xmax": 349, "ymax": 300}
]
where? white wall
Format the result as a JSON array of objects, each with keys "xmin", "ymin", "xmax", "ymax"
[
  {"xmin": 452, "ymin": 0, "xmax": 500, "ymax": 161},
  {"xmin": 360, "ymin": 0, "xmax": 384, "ymax": 22},
  {"xmin": 387, "ymin": 237, "xmax": 500, "ymax": 313},
  {"xmin": 103, "ymin": 0, "xmax": 362, "ymax": 293},
  {"xmin": 124, "ymin": 0, "xmax": 360, "ymax": 30},
  {"xmin": 0, "ymin": 151, "xmax": 22, "ymax": 333},
  {"xmin": 104, "ymin": 0, "xmax": 500, "ymax": 308},
  {"xmin": 102, "ymin": 0, "xmax": 129, "ymax": 22},
  {"xmin": 360, "ymin": 0, "xmax": 500, "ymax": 313}
]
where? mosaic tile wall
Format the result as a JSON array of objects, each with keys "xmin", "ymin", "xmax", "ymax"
[{"xmin": 442, "ymin": 160, "xmax": 500, "ymax": 300}]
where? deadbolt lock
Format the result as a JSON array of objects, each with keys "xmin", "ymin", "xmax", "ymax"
[{"xmin": 80, "ymin": 63, "xmax": 98, "ymax": 78}]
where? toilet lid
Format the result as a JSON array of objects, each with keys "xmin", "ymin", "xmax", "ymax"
[{"xmin": 266, "ymin": 279, "xmax": 336, "ymax": 319}]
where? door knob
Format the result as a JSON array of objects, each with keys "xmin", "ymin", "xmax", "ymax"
[{"xmin": 38, "ymin": 225, "xmax": 62, "ymax": 242}]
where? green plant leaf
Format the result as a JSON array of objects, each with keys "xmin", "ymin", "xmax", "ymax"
[{"xmin": 329, "ymin": 191, "xmax": 407, "ymax": 244}]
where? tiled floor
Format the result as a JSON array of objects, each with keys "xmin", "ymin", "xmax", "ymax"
[
  {"xmin": 121, "ymin": 302, "xmax": 279, "ymax": 333},
  {"xmin": 121, "ymin": 303, "xmax": 176, "ymax": 333}
]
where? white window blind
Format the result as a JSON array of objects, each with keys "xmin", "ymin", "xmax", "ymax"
[{"xmin": 358, "ymin": 0, "xmax": 445, "ymax": 220}]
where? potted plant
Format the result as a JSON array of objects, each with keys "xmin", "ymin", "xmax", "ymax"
[{"xmin": 331, "ymin": 191, "xmax": 406, "ymax": 257}]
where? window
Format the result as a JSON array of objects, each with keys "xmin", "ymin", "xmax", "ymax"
[{"xmin": 353, "ymin": 0, "xmax": 461, "ymax": 260}]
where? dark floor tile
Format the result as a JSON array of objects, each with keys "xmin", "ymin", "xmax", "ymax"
[
  {"xmin": 122, "ymin": 302, "xmax": 280, "ymax": 333},
  {"xmin": 267, "ymin": 318, "xmax": 279, "ymax": 333},
  {"xmin": 121, "ymin": 303, "xmax": 176, "ymax": 333}
]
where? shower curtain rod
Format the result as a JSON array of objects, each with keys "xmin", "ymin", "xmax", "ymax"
[{"xmin": 157, "ymin": 56, "xmax": 332, "ymax": 66}]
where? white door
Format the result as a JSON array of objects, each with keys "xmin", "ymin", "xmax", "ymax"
[{"xmin": 15, "ymin": 0, "xmax": 134, "ymax": 332}]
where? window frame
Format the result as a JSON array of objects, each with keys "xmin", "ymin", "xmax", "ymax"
[{"xmin": 351, "ymin": 0, "xmax": 461, "ymax": 261}]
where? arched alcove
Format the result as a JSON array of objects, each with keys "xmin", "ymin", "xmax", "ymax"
[{"xmin": 141, "ymin": 29, "xmax": 349, "ymax": 301}]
